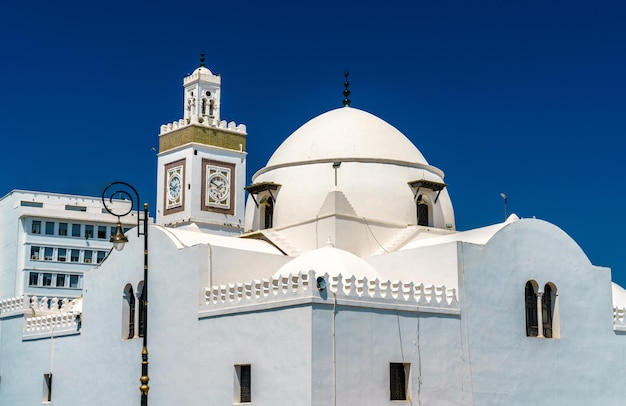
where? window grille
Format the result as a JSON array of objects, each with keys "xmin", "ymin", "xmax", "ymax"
[
  {"xmin": 417, "ymin": 201, "xmax": 429, "ymax": 226},
  {"xmin": 263, "ymin": 197, "xmax": 274, "ymax": 229},
  {"xmin": 525, "ymin": 281, "xmax": 538, "ymax": 337},
  {"xmin": 237, "ymin": 364, "xmax": 251, "ymax": 403},
  {"xmin": 390, "ymin": 363, "xmax": 408, "ymax": 400},
  {"xmin": 542, "ymin": 284, "xmax": 553, "ymax": 338}
]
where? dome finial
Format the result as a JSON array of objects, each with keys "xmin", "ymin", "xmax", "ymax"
[
  {"xmin": 199, "ymin": 53, "xmax": 206, "ymax": 68},
  {"xmin": 342, "ymin": 70, "xmax": 351, "ymax": 107}
]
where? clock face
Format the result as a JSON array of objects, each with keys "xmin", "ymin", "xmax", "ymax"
[
  {"xmin": 168, "ymin": 175, "xmax": 182, "ymax": 200},
  {"xmin": 165, "ymin": 163, "xmax": 184, "ymax": 211},
  {"xmin": 208, "ymin": 173, "xmax": 229, "ymax": 202},
  {"xmin": 204, "ymin": 163, "xmax": 232, "ymax": 210}
]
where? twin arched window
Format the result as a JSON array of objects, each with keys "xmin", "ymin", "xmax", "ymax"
[
  {"xmin": 525, "ymin": 281, "xmax": 558, "ymax": 338},
  {"xmin": 122, "ymin": 282, "xmax": 145, "ymax": 340}
]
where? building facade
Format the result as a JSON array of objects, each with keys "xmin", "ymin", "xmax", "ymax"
[
  {"xmin": 1, "ymin": 63, "xmax": 626, "ymax": 405},
  {"xmin": 0, "ymin": 190, "xmax": 136, "ymax": 301}
]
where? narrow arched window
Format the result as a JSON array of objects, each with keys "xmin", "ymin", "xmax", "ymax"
[
  {"xmin": 137, "ymin": 282, "xmax": 146, "ymax": 338},
  {"xmin": 416, "ymin": 195, "xmax": 429, "ymax": 226},
  {"xmin": 122, "ymin": 284, "xmax": 135, "ymax": 339},
  {"xmin": 209, "ymin": 99, "xmax": 215, "ymax": 117},
  {"xmin": 263, "ymin": 197, "xmax": 274, "ymax": 229},
  {"xmin": 525, "ymin": 281, "xmax": 538, "ymax": 337},
  {"xmin": 543, "ymin": 284, "xmax": 554, "ymax": 338},
  {"xmin": 201, "ymin": 98, "xmax": 207, "ymax": 115}
]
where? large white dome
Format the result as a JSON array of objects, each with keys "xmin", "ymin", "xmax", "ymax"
[
  {"xmin": 265, "ymin": 107, "xmax": 428, "ymax": 168},
  {"xmin": 244, "ymin": 105, "xmax": 455, "ymax": 257},
  {"xmin": 273, "ymin": 246, "xmax": 380, "ymax": 280}
]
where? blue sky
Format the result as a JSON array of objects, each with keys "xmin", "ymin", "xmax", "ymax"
[{"xmin": 2, "ymin": 1, "xmax": 626, "ymax": 284}]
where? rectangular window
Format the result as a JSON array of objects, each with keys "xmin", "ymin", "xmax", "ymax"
[
  {"xmin": 29, "ymin": 272, "xmax": 39, "ymax": 286},
  {"xmin": 72, "ymin": 224, "xmax": 81, "ymax": 237},
  {"xmin": 44, "ymin": 247, "xmax": 53, "ymax": 261},
  {"xmin": 42, "ymin": 373, "xmax": 52, "ymax": 402},
  {"xmin": 31, "ymin": 246, "xmax": 41, "ymax": 260},
  {"xmin": 84, "ymin": 251, "xmax": 93, "ymax": 263},
  {"xmin": 65, "ymin": 205, "xmax": 86, "ymax": 211},
  {"xmin": 110, "ymin": 226, "xmax": 117, "ymax": 238},
  {"xmin": 56, "ymin": 274, "xmax": 66, "ymax": 287},
  {"xmin": 235, "ymin": 364, "xmax": 251, "ymax": 403},
  {"xmin": 390, "ymin": 363, "xmax": 410, "ymax": 401},
  {"xmin": 21, "ymin": 200, "xmax": 43, "ymax": 208},
  {"xmin": 45, "ymin": 221, "xmax": 55, "ymax": 235},
  {"xmin": 69, "ymin": 275, "xmax": 80, "ymax": 288},
  {"xmin": 96, "ymin": 251, "xmax": 106, "ymax": 264},
  {"xmin": 32, "ymin": 220, "xmax": 42, "ymax": 234},
  {"xmin": 85, "ymin": 225, "xmax": 94, "ymax": 239},
  {"xmin": 58, "ymin": 223, "xmax": 68, "ymax": 236},
  {"xmin": 70, "ymin": 249, "xmax": 80, "ymax": 262},
  {"xmin": 97, "ymin": 226, "xmax": 107, "ymax": 239},
  {"xmin": 42, "ymin": 273, "xmax": 53, "ymax": 287},
  {"xmin": 58, "ymin": 248, "xmax": 67, "ymax": 262}
]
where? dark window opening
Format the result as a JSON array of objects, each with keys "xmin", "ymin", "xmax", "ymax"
[
  {"xmin": 525, "ymin": 281, "xmax": 538, "ymax": 337},
  {"xmin": 417, "ymin": 200, "xmax": 429, "ymax": 226},
  {"xmin": 543, "ymin": 284, "xmax": 553, "ymax": 338},
  {"xmin": 390, "ymin": 362, "xmax": 408, "ymax": 401},
  {"xmin": 263, "ymin": 197, "xmax": 274, "ymax": 229},
  {"xmin": 238, "ymin": 364, "xmax": 251, "ymax": 403}
]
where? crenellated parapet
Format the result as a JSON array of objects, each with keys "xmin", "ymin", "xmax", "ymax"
[
  {"xmin": 0, "ymin": 295, "xmax": 29, "ymax": 317},
  {"xmin": 614, "ymin": 307, "xmax": 626, "ymax": 332},
  {"xmin": 200, "ymin": 270, "xmax": 459, "ymax": 319},
  {"xmin": 160, "ymin": 117, "xmax": 246, "ymax": 136},
  {"xmin": 23, "ymin": 311, "xmax": 81, "ymax": 340},
  {"xmin": 1, "ymin": 295, "xmax": 82, "ymax": 339}
]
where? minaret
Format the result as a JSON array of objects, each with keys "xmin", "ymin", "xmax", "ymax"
[
  {"xmin": 156, "ymin": 56, "xmax": 247, "ymax": 236},
  {"xmin": 183, "ymin": 53, "xmax": 222, "ymax": 126}
]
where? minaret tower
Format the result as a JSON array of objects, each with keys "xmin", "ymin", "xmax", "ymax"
[{"xmin": 156, "ymin": 55, "xmax": 247, "ymax": 236}]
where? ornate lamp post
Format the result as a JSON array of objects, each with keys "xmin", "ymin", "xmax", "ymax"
[{"xmin": 102, "ymin": 182, "xmax": 150, "ymax": 406}]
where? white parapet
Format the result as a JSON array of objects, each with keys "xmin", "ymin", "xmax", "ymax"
[
  {"xmin": 199, "ymin": 270, "xmax": 459, "ymax": 319},
  {"xmin": 159, "ymin": 117, "xmax": 246, "ymax": 136},
  {"xmin": 614, "ymin": 307, "xmax": 626, "ymax": 332},
  {"xmin": 0, "ymin": 295, "xmax": 29, "ymax": 317}
]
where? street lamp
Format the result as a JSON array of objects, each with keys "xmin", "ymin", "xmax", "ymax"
[
  {"xmin": 500, "ymin": 192, "xmax": 508, "ymax": 221},
  {"xmin": 102, "ymin": 181, "xmax": 150, "ymax": 406}
]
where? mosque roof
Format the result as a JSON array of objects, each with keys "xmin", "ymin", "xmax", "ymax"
[{"xmin": 264, "ymin": 107, "xmax": 429, "ymax": 169}]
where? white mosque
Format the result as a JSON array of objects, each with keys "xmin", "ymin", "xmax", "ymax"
[{"xmin": 2, "ymin": 60, "xmax": 626, "ymax": 405}]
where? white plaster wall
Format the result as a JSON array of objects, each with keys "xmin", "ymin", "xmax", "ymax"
[
  {"xmin": 311, "ymin": 304, "xmax": 463, "ymax": 405},
  {"xmin": 459, "ymin": 218, "xmax": 626, "ymax": 404},
  {"xmin": 209, "ymin": 245, "xmax": 290, "ymax": 286},
  {"xmin": 367, "ymin": 242, "xmax": 460, "ymax": 290},
  {"xmin": 198, "ymin": 306, "xmax": 313, "ymax": 405}
]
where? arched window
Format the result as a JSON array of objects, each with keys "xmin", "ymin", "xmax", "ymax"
[
  {"xmin": 209, "ymin": 99, "xmax": 215, "ymax": 117},
  {"xmin": 263, "ymin": 197, "xmax": 274, "ymax": 229},
  {"xmin": 525, "ymin": 281, "xmax": 538, "ymax": 337},
  {"xmin": 122, "ymin": 284, "xmax": 135, "ymax": 339},
  {"xmin": 201, "ymin": 98, "xmax": 207, "ymax": 115},
  {"xmin": 137, "ymin": 281, "xmax": 146, "ymax": 338},
  {"xmin": 416, "ymin": 195, "xmax": 429, "ymax": 226},
  {"xmin": 543, "ymin": 284, "xmax": 554, "ymax": 338}
]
